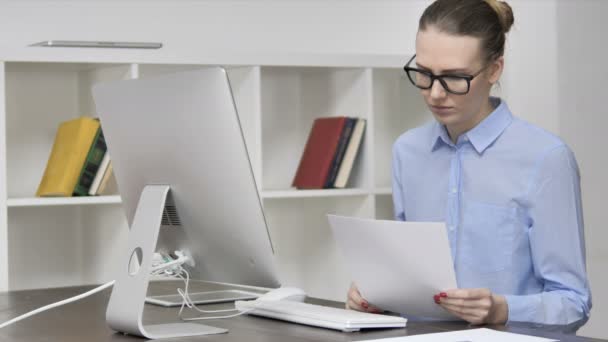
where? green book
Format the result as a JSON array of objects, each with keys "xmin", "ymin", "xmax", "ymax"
[{"xmin": 73, "ymin": 127, "xmax": 107, "ymax": 196}]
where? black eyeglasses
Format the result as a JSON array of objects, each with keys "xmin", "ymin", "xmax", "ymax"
[{"xmin": 403, "ymin": 54, "xmax": 488, "ymax": 95}]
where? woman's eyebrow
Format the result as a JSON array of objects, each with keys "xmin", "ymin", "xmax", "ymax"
[{"xmin": 415, "ymin": 62, "xmax": 470, "ymax": 74}]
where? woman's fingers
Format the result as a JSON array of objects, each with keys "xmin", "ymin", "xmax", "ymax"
[
  {"xmin": 444, "ymin": 288, "xmax": 491, "ymax": 300},
  {"xmin": 439, "ymin": 304, "xmax": 486, "ymax": 325},
  {"xmin": 347, "ymin": 298, "xmax": 383, "ymax": 313},
  {"xmin": 439, "ymin": 297, "xmax": 492, "ymax": 309},
  {"xmin": 439, "ymin": 302, "xmax": 486, "ymax": 318},
  {"xmin": 348, "ymin": 283, "xmax": 368, "ymax": 308},
  {"xmin": 346, "ymin": 298, "xmax": 366, "ymax": 311},
  {"xmin": 348, "ymin": 284, "xmax": 365, "ymax": 303},
  {"xmin": 346, "ymin": 283, "xmax": 382, "ymax": 313},
  {"xmin": 435, "ymin": 288, "xmax": 496, "ymax": 324}
]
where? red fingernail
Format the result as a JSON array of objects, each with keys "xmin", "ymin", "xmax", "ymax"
[
  {"xmin": 440, "ymin": 292, "xmax": 447, "ymax": 298},
  {"xmin": 362, "ymin": 302, "xmax": 369, "ymax": 309}
]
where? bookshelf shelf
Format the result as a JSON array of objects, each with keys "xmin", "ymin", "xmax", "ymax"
[
  {"xmin": 261, "ymin": 188, "xmax": 369, "ymax": 199},
  {"xmin": 7, "ymin": 196, "xmax": 122, "ymax": 208}
]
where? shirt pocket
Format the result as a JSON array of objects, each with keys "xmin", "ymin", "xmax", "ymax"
[{"xmin": 460, "ymin": 200, "xmax": 519, "ymax": 273}]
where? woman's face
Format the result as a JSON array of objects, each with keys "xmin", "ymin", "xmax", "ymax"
[{"xmin": 415, "ymin": 26, "xmax": 503, "ymax": 135}]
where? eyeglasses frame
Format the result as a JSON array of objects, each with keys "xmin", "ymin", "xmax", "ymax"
[{"xmin": 403, "ymin": 54, "xmax": 490, "ymax": 95}]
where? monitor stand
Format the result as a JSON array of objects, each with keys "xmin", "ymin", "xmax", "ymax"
[{"xmin": 106, "ymin": 185, "xmax": 228, "ymax": 339}]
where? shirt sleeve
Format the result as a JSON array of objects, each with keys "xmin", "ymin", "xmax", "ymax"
[
  {"xmin": 505, "ymin": 144, "xmax": 592, "ymax": 326},
  {"xmin": 392, "ymin": 142, "xmax": 406, "ymax": 221}
]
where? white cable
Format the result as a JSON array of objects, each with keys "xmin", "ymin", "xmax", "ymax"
[
  {"xmin": 176, "ymin": 271, "xmax": 254, "ymax": 321},
  {"xmin": 0, "ymin": 280, "xmax": 115, "ymax": 329},
  {"xmin": 150, "ymin": 255, "xmax": 188, "ymax": 273},
  {"xmin": 0, "ymin": 253, "xmax": 187, "ymax": 329},
  {"xmin": 176, "ymin": 267, "xmax": 239, "ymax": 315},
  {"xmin": 0, "ymin": 252, "xmax": 247, "ymax": 329}
]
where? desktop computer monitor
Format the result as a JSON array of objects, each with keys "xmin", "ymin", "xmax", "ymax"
[{"xmin": 92, "ymin": 67, "xmax": 281, "ymax": 338}]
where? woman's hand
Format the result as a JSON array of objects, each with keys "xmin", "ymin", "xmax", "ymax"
[
  {"xmin": 346, "ymin": 282, "xmax": 382, "ymax": 313},
  {"xmin": 435, "ymin": 288, "xmax": 508, "ymax": 325}
]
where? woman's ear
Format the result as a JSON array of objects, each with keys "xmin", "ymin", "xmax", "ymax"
[{"xmin": 488, "ymin": 56, "xmax": 504, "ymax": 84}]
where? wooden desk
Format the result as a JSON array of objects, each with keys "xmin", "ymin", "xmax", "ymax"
[{"xmin": 0, "ymin": 281, "xmax": 604, "ymax": 341}]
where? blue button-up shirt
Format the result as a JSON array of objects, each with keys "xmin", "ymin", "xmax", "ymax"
[{"xmin": 391, "ymin": 98, "xmax": 591, "ymax": 327}]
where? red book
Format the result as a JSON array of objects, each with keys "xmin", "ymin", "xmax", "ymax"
[{"xmin": 292, "ymin": 117, "xmax": 347, "ymax": 189}]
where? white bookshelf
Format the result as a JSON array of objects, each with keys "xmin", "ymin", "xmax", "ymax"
[
  {"xmin": 0, "ymin": 56, "xmax": 429, "ymax": 301},
  {"xmin": 6, "ymin": 196, "xmax": 122, "ymax": 207}
]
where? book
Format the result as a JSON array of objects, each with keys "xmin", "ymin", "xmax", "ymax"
[
  {"xmin": 73, "ymin": 127, "xmax": 107, "ymax": 196},
  {"xmin": 88, "ymin": 152, "xmax": 110, "ymax": 195},
  {"xmin": 334, "ymin": 118, "xmax": 366, "ymax": 188},
  {"xmin": 36, "ymin": 117, "xmax": 101, "ymax": 197},
  {"xmin": 292, "ymin": 117, "xmax": 347, "ymax": 189},
  {"xmin": 96, "ymin": 161, "xmax": 117, "ymax": 195},
  {"xmin": 324, "ymin": 117, "xmax": 357, "ymax": 188}
]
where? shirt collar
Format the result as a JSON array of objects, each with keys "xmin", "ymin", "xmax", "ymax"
[
  {"xmin": 431, "ymin": 97, "xmax": 513, "ymax": 154},
  {"xmin": 431, "ymin": 122, "xmax": 453, "ymax": 151}
]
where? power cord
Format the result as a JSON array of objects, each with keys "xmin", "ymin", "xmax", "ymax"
[
  {"xmin": 0, "ymin": 251, "xmax": 187, "ymax": 330},
  {"xmin": 0, "ymin": 251, "xmax": 253, "ymax": 329},
  {"xmin": 0, "ymin": 280, "xmax": 115, "ymax": 329}
]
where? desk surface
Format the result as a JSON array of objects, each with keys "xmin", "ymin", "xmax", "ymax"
[{"xmin": 0, "ymin": 281, "xmax": 604, "ymax": 342}]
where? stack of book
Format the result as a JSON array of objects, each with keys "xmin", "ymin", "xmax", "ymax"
[
  {"xmin": 36, "ymin": 116, "xmax": 117, "ymax": 197},
  {"xmin": 292, "ymin": 116, "xmax": 366, "ymax": 190}
]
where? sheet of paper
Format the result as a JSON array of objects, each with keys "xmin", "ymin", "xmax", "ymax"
[
  {"xmin": 362, "ymin": 328, "xmax": 558, "ymax": 342},
  {"xmin": 328, "ymin": 215, "xmax": 457, "ymax": 320}
]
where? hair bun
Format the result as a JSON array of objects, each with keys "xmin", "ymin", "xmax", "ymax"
[{"xmin": 485, "ymin": 0, "xmax": 514, "ymax": 33}]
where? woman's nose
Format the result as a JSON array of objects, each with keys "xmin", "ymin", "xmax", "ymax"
[{"xmin": 430, "ymin": 79, "xmax": 447, "ymax": 100}]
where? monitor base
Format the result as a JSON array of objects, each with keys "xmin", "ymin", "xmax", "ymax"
[
  {"xmin": 141, "ymin": 323, "xmax": 226, "ymax": 338},
  {"xmin": 105, "ymin": 185, "xmax": 228, "ymax": 339}
]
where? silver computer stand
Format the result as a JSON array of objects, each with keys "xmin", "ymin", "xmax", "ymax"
[{"xmin": 105, "ymin": 185, "xmax": 227, "ymax": 339}]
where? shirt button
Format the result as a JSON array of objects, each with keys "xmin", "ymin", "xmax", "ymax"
[
  {"xmin": 448, "ymin": 225, "xmax": 455, "ymax": 231},
  {"xmin": 463, "ymin": 136, "xmax": 469, "ymax": 142},
  {"xmin": 451, "ymin": 188, "xmax": 458, "ymax": 194}
]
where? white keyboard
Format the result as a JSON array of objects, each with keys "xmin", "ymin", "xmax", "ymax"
[{"xmin": 235, "ymin": 299, "xmax": 407, "ymax": 332}]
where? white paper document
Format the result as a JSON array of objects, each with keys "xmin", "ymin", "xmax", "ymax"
[
  {"xmin": 363, "ymin": 328, "xmax": 558, "ymax": 342},
  {"xmin": 328, "ymin": 215, "xmax": 457, "ymax": 320}
]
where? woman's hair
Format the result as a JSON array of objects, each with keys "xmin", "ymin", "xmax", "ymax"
[{"xmin": 419, "ymin": 0, "xmax": 514, "ymax": 62}]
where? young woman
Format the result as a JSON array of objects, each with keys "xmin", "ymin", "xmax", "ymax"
[{"xmin": 347, "ymin": 0, "xmax": 591, "ymax": 330}]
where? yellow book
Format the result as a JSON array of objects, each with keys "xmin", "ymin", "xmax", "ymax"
[{"xmin": 36, "ymin": 117, "xmax": 101, "ymax": 197}]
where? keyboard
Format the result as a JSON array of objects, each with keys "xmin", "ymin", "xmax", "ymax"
[{"xmin": 235, "ymin": 299, "xmax": 407, "ymax": 332}]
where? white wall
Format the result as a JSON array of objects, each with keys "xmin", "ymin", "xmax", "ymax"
[
  {"xmin": 502, "ymin": 0, "xmax": 559, "ymax": 134},
  {"xmin": 0, "ymin": 0, "xmax": 424, "ymax": 55},
  {"xmin": 557, "ymin": 0, "xmax": 608, "ymax": 339},
  {"xmin": 0, "ymin": 0, "xmax": 604, "ymax": 338}
]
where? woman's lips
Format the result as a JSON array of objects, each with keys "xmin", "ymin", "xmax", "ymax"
[{"xmin": 430, "ymin": 105, "xmax": 455, "ymax": 116}]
